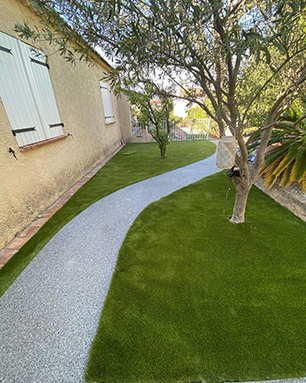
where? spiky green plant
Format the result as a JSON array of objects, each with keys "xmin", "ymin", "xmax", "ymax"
[{"xmin": 257, "ymin": 105, "xmax": 306, "ymax": 190}]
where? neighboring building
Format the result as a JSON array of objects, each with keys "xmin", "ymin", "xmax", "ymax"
[{"xmin": 0, "ymin": 0, "xmax": 132, "ymax": 249}]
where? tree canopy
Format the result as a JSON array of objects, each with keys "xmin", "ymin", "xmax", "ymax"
[
  {"xmin": 21, "ymin": 0, "xmax": 306, "ymax": 131},
  {"xmin": 186, "ymin": 106, "xmax": 208, "ymax": 120},
  {"xmin": 17, "ymin": 0, "xmax": 306, "ymax": 222}
]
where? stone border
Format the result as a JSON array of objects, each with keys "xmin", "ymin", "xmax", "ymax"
[{"xmin": 255, "ymin": 178, "xmax": 306, "ymax": 222}]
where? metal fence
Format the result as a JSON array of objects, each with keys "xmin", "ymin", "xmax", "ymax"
[
  {"xmin": 132, "ymin": 118, "xmax": 211, "ymax": 141},
  {"xmin": 131, "ymin": 121, "xmax": 148, "ymax": 137}
]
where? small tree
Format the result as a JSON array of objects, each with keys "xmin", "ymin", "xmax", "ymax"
[{"xmin": 125, "ymin": 84, "xmax": 173, "ymax": 157}]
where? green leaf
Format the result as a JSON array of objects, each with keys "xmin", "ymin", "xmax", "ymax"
[
  {"xmin": 279, "ymin": 160, "xmax": 294, "ymax": 187},
  {"xmin": 262, "ymin": 161, "xmax": 280, "ymax": 187},
  {"xmin": 272, "ymin": 40, "xmax": 287, "ymax": 53},
  {"xmin": 262, "ymin": 47, "xmax": 271, "ymax": 65},
  {"xmin": 246, "ymin": 31, "xmax": 263, "ymax": 40},
  {"xmin": 290, "ymin": 149, "xmax": 306, "ymax": 182},
  {"xmin": 265, "ymin": 144, "xmax": 290, "ymax": 167},
  {"xmin": 255, "ymin": 48, "xmax": 261, "ymax": 65},
  {"xmin": 272, "ymin": 143, "xmax": 300, "ymax": 177},
  {"xmin": 193, "ymin": 5, "xmax": 200, "ymax": 20}
]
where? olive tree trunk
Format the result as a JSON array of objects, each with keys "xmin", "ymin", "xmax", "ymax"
[
  {"xmin": 230, "ymin": 162, "xmax": 252, "ymax": 223},
  {"xmin": 230, "ymin": 183, "xmax": 251, "ymax": 223},
  {"xmin": 229, "ymin": 103, "xmax": 285, "ymax": 223}
]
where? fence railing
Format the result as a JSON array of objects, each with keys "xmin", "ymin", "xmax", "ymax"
[
  {"xmin": 132, "ymin": 119, "xmax": 211, "ymax": 141},
  {"xmin": 131, "ymin": 122, "xmax": 148, "ymax": 137}
]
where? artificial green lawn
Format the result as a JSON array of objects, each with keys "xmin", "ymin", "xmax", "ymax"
[
  {"xmin": 0, "ymin": 140, "xmax": 215, "ymax": 296},
  {"xmin": 85, "ymin": 171, "xmax": 306, "ymax": 383}
]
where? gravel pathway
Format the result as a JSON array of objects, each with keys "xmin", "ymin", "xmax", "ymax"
[
  {"xmin": 2, "ymin": 153, "xmax": 305, "ymax": 383},
  {"xmin": 0, "ymin": 154, "xmax": 221, "ymax": 383}
]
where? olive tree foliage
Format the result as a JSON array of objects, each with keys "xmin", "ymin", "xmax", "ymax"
[{"xmin": 16, "ymin": 0, "xmax": 306, "ymax": 222}]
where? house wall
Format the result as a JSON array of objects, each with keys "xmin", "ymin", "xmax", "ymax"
[
  {"xmin": 117, "ymin": 93, "xmax": 133, "ymax": 143},
  {"xmin": 0, "ymin": 0, "xmax": 131, "ymax": 249}
]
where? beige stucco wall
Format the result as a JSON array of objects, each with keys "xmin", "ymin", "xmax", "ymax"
[
  {"xmin": 117, "ymin": 93, "xmax": 133, "ymax": 143},
  {"xmin": 0, "ymin": 0, "xmax": 132, "ymax": 249}
]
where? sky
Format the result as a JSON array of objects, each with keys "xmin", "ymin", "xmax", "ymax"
[{"xmin": 173, "ymin": 99, "xmax": 188, "ymax": 118}]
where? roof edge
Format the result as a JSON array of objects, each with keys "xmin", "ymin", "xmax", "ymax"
[{"xmin": 16, "ymin": 0, "xmax": 113, "ymax": 70}]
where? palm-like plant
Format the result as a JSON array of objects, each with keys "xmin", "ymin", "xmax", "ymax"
[{"xmin": 252, "ymin": 104, "xmax": 306, "ymax": 191}]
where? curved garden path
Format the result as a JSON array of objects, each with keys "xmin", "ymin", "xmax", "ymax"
[
  {"xmin": 0, "ymin": 153, "xmax": 221, "ymax": 382},
  {"xmin": 1, "ymin": 152, "xmax": 305, "ymax": 383}
]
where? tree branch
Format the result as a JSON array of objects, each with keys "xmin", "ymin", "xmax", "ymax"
[{"xmin": 241, "ymin": 47, "xmax": 306, "ymax": 125}]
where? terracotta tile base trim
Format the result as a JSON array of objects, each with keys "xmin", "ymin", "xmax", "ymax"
[{"xmin": 0, "ymin": 144, "xmax": 125, "ymax": 269}]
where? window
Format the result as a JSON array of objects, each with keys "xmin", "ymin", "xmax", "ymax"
[
  {"xmin": 100, "ymin": 81, "xmax": 114, "ymax": 124},
  {"xmin": 0, "ymin": 31, "xmax": 64, "ymax": 147}
]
